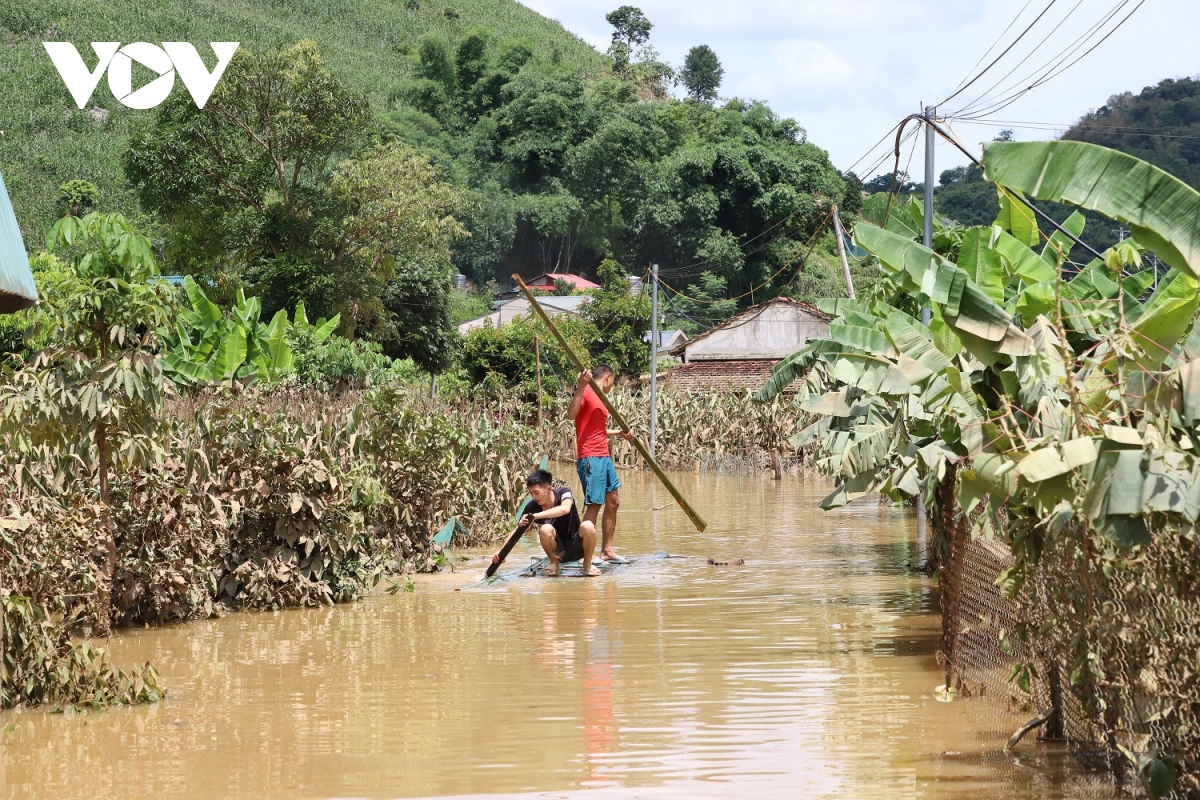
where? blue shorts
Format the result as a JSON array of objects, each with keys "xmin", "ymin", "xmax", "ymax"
[{"xmin": 576, "ymin": 456, "xmax": 621, "ymax": 506}]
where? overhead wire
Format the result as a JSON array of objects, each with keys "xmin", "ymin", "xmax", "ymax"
[
  {"xmin": 946, "ymin": 0, "xmax": 1037, "ymax": 98},
  {"xmin": 952, "ymin": 0, "xmax": 1145, "ymax": 120},
  {"xmin": 953, "ymin": 118, "xmax": 1200, "ymax": 140},
  {"xmin": 938, "ymin": 0, "xmax": 1062, "ymax": 108},
  {"xmin": 946, "ymin": 0, "xmax": 1088, "ymax": 116},
  {"xmin": 953, "ymin": 0, "xmax": 1134, "ymax": 117},
  {"xmin": 657, "ymin": 207, "xmax": 837, "ymax": 306}
]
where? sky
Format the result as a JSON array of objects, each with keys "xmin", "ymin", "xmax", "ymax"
[{"xmin": 519, "ymin": 0, "xmax": 1200, "ymax": 180}]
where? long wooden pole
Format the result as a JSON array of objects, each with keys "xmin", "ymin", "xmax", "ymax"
[
  {"xmin": 535, "ymin": 335, "xmax": 543, "ymax": 427},
  {"xmin": 513, "ymin": 274, "xmax": 707, "ymax": 533},
  {"xmin": 831, "ymin": 206, "xmax": 856, "ymax": 300}
]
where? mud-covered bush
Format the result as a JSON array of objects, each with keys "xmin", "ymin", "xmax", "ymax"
[
  {"xmin": 110, "ymin": 466, "xmax": 222, "ymax": 626},
  {"xmin": 1, "ymin": 593, "xmax": 161, "ymax": 710},
  {"xmin": 196, "ymin": 400, "xmax": 391, "ymax": 608}
]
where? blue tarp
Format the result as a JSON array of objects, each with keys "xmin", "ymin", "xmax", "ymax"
[{"xmin": 0, "ymin": 170, "xmax": 38, "ymax": 313}]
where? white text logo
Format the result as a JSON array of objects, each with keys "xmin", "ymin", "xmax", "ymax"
[{"xmin": 43, "ymin": 42, "xmax": 240, "ymax": 110}]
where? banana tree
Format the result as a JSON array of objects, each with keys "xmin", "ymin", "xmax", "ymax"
[
  {"xmin": 757, "ymin": 141, "xmax": 1200, "ymax": 790},
  {"xmin": 163, "ymin": 278, "xmax": 337, "ymax": 386}
]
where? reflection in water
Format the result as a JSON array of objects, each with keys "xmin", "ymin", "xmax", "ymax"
[{"xmin": 0, "ymin": 472, "xmax": 1112, "ymax": 800}]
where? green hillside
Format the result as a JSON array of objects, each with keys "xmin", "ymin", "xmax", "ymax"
[
  {"xmin": 0, "ymin": 0, "xmax": 605, "ymax": 245},
  {"xmin": 933, "ymin": 76, "xmax": 1200, "ymax": 254},
  {"xmin": 1064, "ymin": 76, "xmax": 1200, "ymax": 188}
]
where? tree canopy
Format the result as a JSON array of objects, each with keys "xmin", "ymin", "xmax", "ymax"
[{"xmin": 679, "ymin": 45, "xmax": 724, "ymax": 103}]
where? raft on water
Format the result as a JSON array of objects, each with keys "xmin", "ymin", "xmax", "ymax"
[{"xmin": 475, "ymin": 552, "xmax": 679, "ymax": 585}]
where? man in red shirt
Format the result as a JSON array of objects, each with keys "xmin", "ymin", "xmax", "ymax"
[{"xmin": 568, "ymin": 364, "xmax": 633, "ymax": 562}]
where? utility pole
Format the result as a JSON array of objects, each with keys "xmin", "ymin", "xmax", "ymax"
[
  {"xmin": 917, "ymin": 103, "xmax": 936, "ymax": 572},
  {"xmin": 831, "ymin": 205, "xmax": 856, "ymax": 300},
  {"xmin": 922, "ymin": 104, "xmax": 936, "ymax": 322},
  {"xmin": 649, "ymin": 263, "xmax": 659, "ymax": 458},
  {"xmin": 535, "ymin": 335, "xmax": 543, "ymax": 427}
]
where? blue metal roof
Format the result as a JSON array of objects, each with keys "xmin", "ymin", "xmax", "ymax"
[{"xmin": 0, "ymin": 171, "xmax": 38, "ymax": 313}]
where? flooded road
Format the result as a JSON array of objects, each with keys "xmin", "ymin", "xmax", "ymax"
[{"xmin": 1, "ymin": 471, "xmax": 1108, "ymax": 799}]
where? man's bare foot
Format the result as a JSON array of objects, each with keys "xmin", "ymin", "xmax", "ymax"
[
  {"xmin": 542, "ymin": 563, "xmax": 561, "ymax": 577},
  {"xmin": 583, "ymin": 564, "xmax": 601, "ymax": 577},
  {"xmin": 600, "ymin": 550, "xmax": 623, "ymax": 562}
]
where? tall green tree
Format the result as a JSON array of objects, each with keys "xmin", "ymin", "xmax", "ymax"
[
  {"xmin": 125, "ymin": 42, "xmax": 467, "ymax": 369},
  {"xmin": 605, "ymin": 5, "xmax": 653, "ymax": 72},
  {"xmin": 582, "ymin": 258, "xmax": 650, "ymax": 376},
  {"xmin": 679, "ymin": 45, "xmax": 723, "ymax": 103}
]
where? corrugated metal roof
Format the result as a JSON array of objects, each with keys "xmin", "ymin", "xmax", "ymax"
[{"xmin": 0, "ymin": 171, "xmax": 38, "ymax": 313}]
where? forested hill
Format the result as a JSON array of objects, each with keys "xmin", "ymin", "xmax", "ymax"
[
  {"xmin": 933, "ymin": 76, "xmax": 1200, "ymax": 254},
  {"xmin": 1063, "ymin": 76, "xmax": 1200, "ymax": 189},
  {"xmin": 0, "ymin": 0, "xmax": 605, "ymax": 244}
]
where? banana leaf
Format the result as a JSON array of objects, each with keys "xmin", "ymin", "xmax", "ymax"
[{"xmin": 983, "ymin": 140, "xmax": 1200, "ymax": 280}]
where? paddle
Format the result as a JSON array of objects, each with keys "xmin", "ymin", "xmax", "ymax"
[
  {"xmin": 486, "ymin": 517, "xmax": 534, "ymax": 578},
  {"xmin": 512, "ymin": 274, "xmax": 708, "ymax": 533}
]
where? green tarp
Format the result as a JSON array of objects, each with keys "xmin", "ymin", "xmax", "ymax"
[{"xmin": 0, "ymin": 170, "xmax": 38, "ymax": 313}]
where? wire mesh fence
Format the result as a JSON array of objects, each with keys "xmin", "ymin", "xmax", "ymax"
[{"xmin": 939, "ymin": 481, "xmax": 1200, "ymax": 797}]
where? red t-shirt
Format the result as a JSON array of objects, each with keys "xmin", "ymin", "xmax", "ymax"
[{"xmin": 575, "ymin": 385, "xmax": 610, "ymax": 458}]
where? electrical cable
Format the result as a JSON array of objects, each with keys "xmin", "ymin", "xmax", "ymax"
[
  {"xmin": 946, "ymin": 0, "xmax": 1087, "ymax": 116},
  {"xmin": 953, "ymin": 0, "xmax": 1132, "ymax": 117},
  {"xmin": 926, "ymin": 117, "xmax": 1105, "ymax": 263},
  {"xmin": 952, "ymin": 0, "xmax": 1145, "ymax": 120},
  {"xmin": 938, "ymin": 0, "xmax": 1061, "ymax": 108},
  {"xmin": 945, "ymin": 0, "xmax": 1037, "ymax": 98},
  {"xmin": 655, "ymin": 207, "xmax": 836, "ymax": 305}
]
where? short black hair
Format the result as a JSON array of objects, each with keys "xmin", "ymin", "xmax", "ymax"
[
  {"xmin": 593, "ymin": 363, "xmax": 615, "ymax": 380},
  {"xmin": 526, "ymin": 469, "xmax": 553, "ymax": 487}
]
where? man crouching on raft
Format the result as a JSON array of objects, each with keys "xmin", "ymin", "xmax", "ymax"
[
  {"xmin": 568, "ymin": 364, "xmax": 633, "ymax": 563},
  {"xmin": 518, "ymin": 469, "xmax": 596, "ymax": 577}
]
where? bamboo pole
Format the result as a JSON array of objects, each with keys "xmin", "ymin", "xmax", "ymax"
[
  {"xmin": 512, "ymin": 274, "xmax": 708, "ymax": 533},
  {"xmin": 535, "ymin": 335, "xmax": 543, "ymax": 427}
]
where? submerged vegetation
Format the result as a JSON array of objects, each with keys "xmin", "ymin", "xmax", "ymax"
[{"xmin": 760, "ymin": 140, "xmax": 1200, "ymax": 795}]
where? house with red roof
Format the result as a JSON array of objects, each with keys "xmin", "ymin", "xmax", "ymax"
[{"xmin": 526, "ymin": 273, "xmax": 601, "ymax": 291}]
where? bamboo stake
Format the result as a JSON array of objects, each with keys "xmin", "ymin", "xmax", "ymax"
[{"xmin": 513, "ymin": 274, "xmax": 708, "ymax": 532}]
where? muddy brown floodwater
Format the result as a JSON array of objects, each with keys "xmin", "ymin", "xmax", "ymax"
[{"xmin": 1, "ymin": 471, "xmax": 1115, "ymax": 799}]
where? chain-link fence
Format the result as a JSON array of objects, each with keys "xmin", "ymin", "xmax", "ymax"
[{"xmin": 938, "ymin": 470, "xmax": 1200, "ymax": 797}]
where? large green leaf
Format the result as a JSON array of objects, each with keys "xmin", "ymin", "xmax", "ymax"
[
  {"xmin": 756, "ymin": 339, "xmax": 842, "ymax": 402},
  {"xmin": 212, "ymin": 326, "xmax": 248, "ymax": 381},
  {"xmin": 183, "ymin": 276, "xmax": 222, "ymax": 330},
  {"xmin": 829, "ymin": 322, "xmax": 894, "ymax": 357},
  {"xmin": 995, "ymin": 188, "xmax": 1039, "ymax": 247},
  {"xmin": 957, "ymin": 228, "xmax": 1005, "ymax": 303},
  {"xmin": 983, "ymin": 140, "xmax": 1200, "ymax": 279},
  {"xmin": 1126, "ymin": 293, "xmax": 1199, "ymax": 371},
  {"xmin": 1041, "ymin": 211, "xmax": 1085, "ymax": 266},
  {"xmin": 993, "ymin": 229, "xmax": 1055, "ymax": 284},
  {"xmin": 313, "ymin": 313, "xmax": 341, "ymax": 344}
]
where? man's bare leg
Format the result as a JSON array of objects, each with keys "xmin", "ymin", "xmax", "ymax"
[
  {"xmin": 537, "ymin": 524, "xmax": 561, "ymax": 576},
  {"xmin": 600, "ymin": 488, "xmax": 620, "ymax": 561},
  {"xmin": 579, "ymin": 520, "xmax": 599, "ymax": 577}
]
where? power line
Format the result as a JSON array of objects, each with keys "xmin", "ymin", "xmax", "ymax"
[
  {"xmin": 939, "ymin": 0, "xmax": 1062, "ymax": 108},
  {"xmin": 945, "ymin": 0, "xmax": 1037, "ymax": 98},
  {"xmin": 952, "ymin": 0, "xmax": 1146, "ymax": 120},
  {"xmin": 947, "ymin": 0, "xmax": 1087, "ymax": 116},
  {"xmin": 952, "ymin": 118, "xmax": 1200, "ymax": 141},
  {"xmin": 951, "ymin": 0, "xmax": 1130, "ymax": 117}
]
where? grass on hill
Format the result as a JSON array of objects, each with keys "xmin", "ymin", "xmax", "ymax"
[{"xmin": 0, "ymin": 0, "xmax": 606, "ymax": 247}]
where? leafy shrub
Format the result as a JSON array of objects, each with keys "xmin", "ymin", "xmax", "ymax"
[{"xmin": 288, "ymin": 329, "xmax": 397, "ymax": 386}]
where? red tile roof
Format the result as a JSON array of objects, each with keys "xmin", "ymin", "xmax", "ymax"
[{"xmin": 528, "ymin": 273, "xmax": 601, "ymax": 290}]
